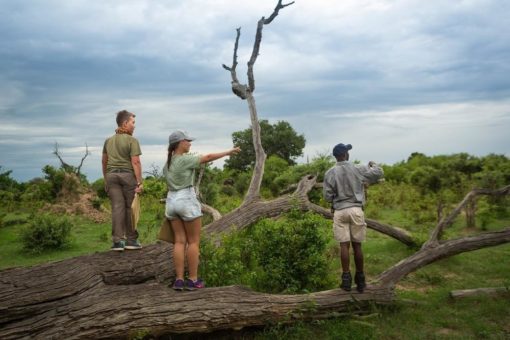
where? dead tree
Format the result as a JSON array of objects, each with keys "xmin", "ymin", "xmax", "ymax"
[
  {"xmin": 53, "ymin": 142, "xmax": 91, "ymax": 176},
  {"xmin": 222, "ymin": 0, "xmax": 295, "ymax": 205}
]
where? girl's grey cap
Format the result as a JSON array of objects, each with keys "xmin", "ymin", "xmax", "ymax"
[{"xmin": 169, "ymin": 130, "xmax": 195, "ymax": 144}]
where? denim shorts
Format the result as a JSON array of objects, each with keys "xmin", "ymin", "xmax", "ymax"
[{"xmin": 165, "ymin": 187, "xmax": 203, "ymax": 221}]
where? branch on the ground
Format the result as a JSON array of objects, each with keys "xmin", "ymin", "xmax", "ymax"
[
  {"xmin": 377, "ymin": 227, "xmax": 510, "ymax": 288},
  {"xmin": 449, "ymin": 287, "xmax": 509, "ymax": 300},
  {"xmin": 201, "ymin": 203, "xmax": 222, "ymax": 221}
]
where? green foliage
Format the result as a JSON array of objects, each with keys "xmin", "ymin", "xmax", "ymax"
[
  {"xmin": 225, "ymin": 120, "xmax": 306, "ymax": 171},
  {"xmin": 200, "ymin": 232, "xmax": 253, "ymax": 287},
  {"xmin": 91, "ymin": 178, "xmax": 107, "ymax": 199},
  {"xmin": 0, "ymin": 166, "xmax": 21, "ymax": 192},
  {"xmin": 42, "ymin": 165, "xmax": 80, "ymax": 200},
  {"xmin": 262, "ymin": 155, "xmax": 291, "ymax": 196},
  {"xmin": 141, "ymin": 177, "xmax": 166, "ymax": 199},
  {"xmin": 1, "ymin": 213, "xmax": 30, "ymax": 227},
  {"xmin": 20, "ymin": 214, "xmax": 73, "ymax": 253},
  {"xmin": 19, "ymin": 179, "xmax": 52, "ymax": 203},
  {"xmin": 200, "ymin": 210, "xmax": 336, "ymax": 294},
  {"xmin": 250, "ymin": 210, "xmax": 336, "ymax": 293}
]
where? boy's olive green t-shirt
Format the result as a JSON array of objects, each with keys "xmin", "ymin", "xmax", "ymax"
[
  {"xmin": 163, "ymin": 154, "xmax": 201, "ymax": 191},
  {"xmin": 103, "ymin": 134, "xmax": 142, "ymax": 172}
]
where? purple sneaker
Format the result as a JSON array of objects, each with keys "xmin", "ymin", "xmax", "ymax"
[
  {"xmin": 185, "ymin": 278, "xmax": 205, "ymax": 291},
  {"xmin": 172, "ymin": 279, "xmax": 185, "ymax": 291}
]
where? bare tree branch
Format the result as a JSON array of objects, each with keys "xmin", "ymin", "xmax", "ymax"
[
  {"xmin": 76, "ymin": 143, "xmax": 91, "ymax": 176},
  {"xmin": 247, "ymin": 1, "xmax": 294, "ymax": 92},
  {"xmin": 143, "ymin": 163, "xmax": 162, "ymax": 178},
  {"xmin": 423, "ymin": 185, "xmax": 510, "ymax": 249},
  {"xmin": 195, "ymin": 164, "xmax": 206, "ymax": 198},
  {"xmin": 265, "ymin": 0, "xmax": 295, "ymax": 24},
  {"xmin": 377, "ymin": 227, "xmax": 510, "ymax": 287},
  {"xmin": 222, "ymin": 28, "xmax": 249, "ymax": 99},
  {"xmin": 53, "ymin": 142, "xmax": 73, "ymax": 171},
  {"xmin": 222, "ymin": 1, "xmax": 292, "ymax": 203},
  {"xmin": 201, "ymin": 203, "xmax": 222, "ymax": 221}
]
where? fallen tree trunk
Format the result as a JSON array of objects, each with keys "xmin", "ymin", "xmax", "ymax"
[
  {"xmin": 0, "ymin": 240, "xmax": 397, "ymax": 339},
  {"xmin": 1, "ymin": 227, "xmax": 508, "ymax": 339},
  {"xmin": 449, "ymin": 287, "xmax": 509, "ymax": 300},
  {"xmin": 0, "ymin": 243, "xmax": 173, "ymax": 327}
]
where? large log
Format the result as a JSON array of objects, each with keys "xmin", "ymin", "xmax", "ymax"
[
  {"xmin": 0, "ymin": 242, "xmax": 394, "ymax": 339},
  {"xmin": 0, "ymin": 243, "xmax": 173, "ymax": 327}
]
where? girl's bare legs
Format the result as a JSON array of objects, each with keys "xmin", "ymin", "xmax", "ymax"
[
  {"xmin": 170, "ymin": 218, "xmax": 187, "ymax": 280},
  {"xmin": 183, "ymin": 217, "xmax": 201, "ymax": 281}
]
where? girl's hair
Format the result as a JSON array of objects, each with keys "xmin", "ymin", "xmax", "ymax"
[{"xmin": 166, "ymin": 142, "xmax": 180, "ymax": 169}]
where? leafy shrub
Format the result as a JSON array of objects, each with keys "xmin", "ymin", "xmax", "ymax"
[
  {"xmin": 20, "ymin": 214, "xmax": 73, "ymax": 253},
  {"xmin": 91, "ymin": 178, "xmax": 107, "ymax": 199},
  {"xmin": 250, "ymin": 210, "xmax": 336, "ymax": 293},
  {"xmin": 142, "ymin": 178, "xmax": 167, "ymax": 199},
  {"xmin": 200, "ymin": 232, "xmax": 253, "ymax": 287},
  {"xmin": 200, "ymin": 210, "xmax": 336, "ymax": 294}
]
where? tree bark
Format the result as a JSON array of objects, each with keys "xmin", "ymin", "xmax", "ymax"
[{"xmin": 0, "ymin": 273, "xmax": 393, "ymax": 339}]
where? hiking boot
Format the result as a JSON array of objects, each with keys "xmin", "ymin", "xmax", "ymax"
[
  {"xmin": 185, "ymin": 278, "xmax": 205, "ymax": 291},
  {"xmin": 172, "ymin": 279, "xmax": 185, "ymax": 291},
  {"xmin": 125, "ymin": 240, "xmax": 142, "ymax": 250},
  {"xmin": 111, "ymin": 241, "xmax": 125, "ymax": 251},
  {"xmin": 355, "ymin": 272, "xmax": 366, "ymax": 293},
  {"xmin": 341, "ymin": 272, "xmax": 352, "ymax": 291}
]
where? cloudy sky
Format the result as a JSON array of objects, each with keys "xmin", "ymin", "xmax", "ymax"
[{"xmin": 1, "ymin": 0, "xmax": 509, "ymax": 182}]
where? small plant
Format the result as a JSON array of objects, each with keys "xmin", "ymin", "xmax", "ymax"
[{"xmin": 20, "ymin": 214, "xmax": 73, "ymax": 253}]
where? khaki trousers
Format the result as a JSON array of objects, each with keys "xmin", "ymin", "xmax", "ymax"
[{"xmin": 106, "ymin": 172, "xmax": 137, "ymax": 243}]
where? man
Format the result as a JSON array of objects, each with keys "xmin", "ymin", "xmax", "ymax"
[
  {"xmin": 102, "ymin": 110, "xmax": 143, "ymax": 251},
  {"xmin": 323, "ymin": 143, "xmax": 383, "ymax": 292}
]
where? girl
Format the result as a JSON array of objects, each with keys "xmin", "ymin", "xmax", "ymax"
[{"xmin": 164, "ymin": 130, "xmax": 240, "ymax": 290}]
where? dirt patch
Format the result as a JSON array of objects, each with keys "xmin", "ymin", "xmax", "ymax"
[
  {"xmin": 43, "ymin": 174, "xmax": 109, "ymax": 223},
  {"xmin": 436, "ymin": 328, "xmax": 460, "ymax": 337},
  {"xmin": 48, "ymin": 190, "xmax": 108, "ymax": 223}
]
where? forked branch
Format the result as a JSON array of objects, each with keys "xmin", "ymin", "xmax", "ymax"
[{"xmin": 423, "ymin": 184, "xmax": 510, "ymax": 248}]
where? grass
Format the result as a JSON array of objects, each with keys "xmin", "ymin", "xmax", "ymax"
[
  {"xmin": 1, "ymin": 203, "xmax": 509, "ymax": 339},
  {"xmin": 0, "ymin": 197, "xmax": 162, "ymax": 269}
]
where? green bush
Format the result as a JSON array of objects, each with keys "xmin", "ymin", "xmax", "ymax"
[
  {"xmin": 200, "ymin": 210, "xmax": 336, "ymax": 294},
  {"xmin": 250, "ymin": 210, "xmax": 336, "ymax": 293},
  {"xmin": 91, "ymin": 178, "xmax": 107, "ymax": 199},
  {"xmin": 20, "ymin": 214, "xmax": 73, "ymax": 253}
]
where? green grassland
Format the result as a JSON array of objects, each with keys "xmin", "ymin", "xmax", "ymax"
[{"xmin": 1, "ymin": 197, "xmax": 508, "ymax": 340}]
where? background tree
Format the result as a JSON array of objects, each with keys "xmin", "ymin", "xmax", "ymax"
[{"xmin": 225, "ymin": 120, "xmax": 306, "ymax": 171}]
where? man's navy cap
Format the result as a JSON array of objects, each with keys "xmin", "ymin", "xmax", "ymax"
[{"xmin": 332, "ymin": 143, "xmax": 352, "ymax": 157}]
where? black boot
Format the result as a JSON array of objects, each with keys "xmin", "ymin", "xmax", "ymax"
[
  {"xmin": 355, "ymin": 272, "xmax": 366, "ymax": 293},
  {"xmin": 340, "ymin": 272, "xmax": 352, "ymax": 291}
]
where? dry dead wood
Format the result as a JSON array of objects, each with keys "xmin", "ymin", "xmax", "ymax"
[{"xmin": 449, "ymin": 287, "xmax": 509, "ymax": 299}]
